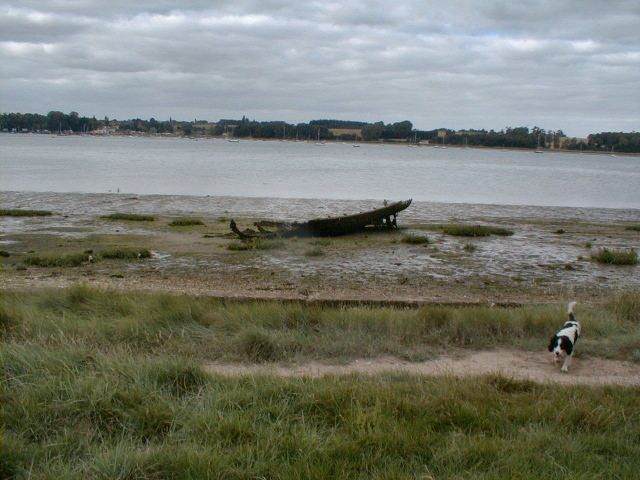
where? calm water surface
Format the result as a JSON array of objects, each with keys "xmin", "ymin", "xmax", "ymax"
[{"xmin": 1, "ymin": 134, "xmax": 639, "ymax": 208}]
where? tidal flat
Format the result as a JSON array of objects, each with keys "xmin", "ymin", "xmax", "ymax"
[{"xmin": 1, "ymin": 191, "xmax": 638, "ymax": 304}]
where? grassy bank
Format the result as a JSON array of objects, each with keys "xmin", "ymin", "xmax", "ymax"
[
  {"xmin": 2, "ymin": 287, "xmax": 639, "ymax": 363},
  {"xmin": 2, "ymin": 287, "xmax": 639, "ymax": 478},
  {"xmin": 2, "ymin": 346, "xmax": 638, "ymax": 479}
]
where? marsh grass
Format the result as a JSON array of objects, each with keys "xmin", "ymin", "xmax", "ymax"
[
  {"xmin": 304, "ymin": 246, "xmax": 325, "ymax": 257},
  {"xmin": 2, "ymin": 345, "xmax": 639, "ymax": 478},
  {"xmin": 101, "ymin": 213, "xmax": 156, "ymax": 221},
  {"xmin": 0, "ymin": 250, "xmax": 10, "ymax": 257},
  {"xmin": 227, "ymin": 241, "xmax": 251, "ymax": 251},
  {"xmin": 1, "ymin": 287, "xmax": 640, "ymax": 477},
  {"xmin": 21, "ymin": 249, "xmax": 151, "ymax": 266},
  {"xmin": 401, "ymin": 234, "xmax": 430, "ymax": 244},
  {"xmin": 100, "ymin": 248, "xmax": 152, "ymax": 259},
  {"xmin": 463, "ymin": 243, "xmax": 477, "ymax": 252},
  {"xmin": 2, "ymin": 286, "xmax": 638, "ymax": 363},
  {"xmin": 254, "ymin": 239, "xmax": 285, "ymax": 250},
  {"xmin": 625, "ymin": 225, "xmax": 640, "ymax": 231},
  {"xmin": 22, "ymin": 253, "xmax": 90, "ymax": 267},
  {"xmin": 0, "ymin": 209, "xmax": 52, "ymax": 217},
  {"xmin": 169, "ymin": 218, "xmax": 205, "ymax": 227},
  {"xmin": 438, "ymin": 223, "xmax": 514, "ymax": 237},
  {"xmin": 591, "ymin": 248, "xmax": 638, "ymax": 265}
]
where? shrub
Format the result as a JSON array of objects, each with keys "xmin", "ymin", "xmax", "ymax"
[
  {"xmin": 440, "ymin": 224, "xmax": 514, "ymax": 237},
  {"xmin": 0, "ymin": 251, "xmax": 10, "ymax": 257},
  {"xmin": 101, "ymin": 213, "xmax": 155, "ymax": 221},
  {"xmin": 0, "ymin": 209, "xmax": 52, "ymax": 217},
  {"xmin": 169, "ymin": 218, "xmax": 204, "ymax": 227},
  {"xmin": 591, "ymin": 248, "xmax": 638, "ymax": 265}
]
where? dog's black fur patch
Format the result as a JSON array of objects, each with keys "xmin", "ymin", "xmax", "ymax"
[
  {"xmin": 559, "ymin": 335, "xmax": 573, "ymax": 355},
  {"xmin": 547, "ymin": 335, "xmax": 574, "ymax": 355}
]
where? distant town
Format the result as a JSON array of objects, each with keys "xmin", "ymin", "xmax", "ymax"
[{"xmin": 1, "ymin": 111, "xmax": 638, "ymax": 153}]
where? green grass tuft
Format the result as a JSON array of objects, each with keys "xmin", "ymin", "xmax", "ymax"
[
  {"xmin": 100, "ymin": 248, "xmax": 152, "ymax": 260},
  {"xmin": 439, "ymin": 224, "xmax": 514, "ymax": 237},
  {"xmin": 101, "ymin": 213, "xmax": 155, "ymax": 221},
  {"xmin": 401, "ymin": 234, "xmax": 430, "ymax": 245},
  {"xmin": 169, "ymin": 218, "xmax": 205, "ymax": 227},
  {"xmin": 0, "ymin": 209, "xmax": 52, "ymax": 217},
  {"xmin": 625, "ymin": 225, "xmax": 640, "ymax": 232},
  {"xmin": 254, "ymin": 239, "xmax": 285, "ymax": 250},
  {"xmin": 591, "ymin": 248, "xmax": 638, "ymax": 265},
  {"xmin": 463, "ymin": 243, "xmax": 477, "ymax": 252},
  {"xmin": 227, "ymin": 242, "xmax": 251, "ymax": 251},
  {"xmin": 0, "ymin": 250, "xmax": 10, "ymax": 257},
  {"xmin": 23, "ymin": 253, "xmax": 89, "ymax": 267},
  {"xmin": 304, "ymin": 247, "xmax": 325, "ymax": 257}
]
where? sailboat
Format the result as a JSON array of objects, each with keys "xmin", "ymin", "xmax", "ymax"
[{"xmin": 315, "ymin": 128, "xmax": 325, "ymax": 145}]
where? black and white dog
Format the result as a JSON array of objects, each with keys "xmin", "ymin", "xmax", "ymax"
[{"xmin": 547, "ymin": 302, "xmax": 581, "ymax": 372}]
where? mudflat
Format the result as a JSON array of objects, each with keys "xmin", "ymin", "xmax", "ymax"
[{"xmin": 1, "ymin": 191, "xmax": 638, "ymax": 304}]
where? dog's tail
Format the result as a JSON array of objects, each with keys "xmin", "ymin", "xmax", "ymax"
[{"xmin": 567, "ymin": 301, "xmax": 577, "ymax": 321}]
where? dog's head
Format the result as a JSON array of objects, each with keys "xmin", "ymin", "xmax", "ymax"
[{"xmin": 548, "ymin": 335, "xmax": 573, "ymax": 358}]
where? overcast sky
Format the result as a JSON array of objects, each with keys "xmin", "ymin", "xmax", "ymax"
[{"xmin": 1, "ymin": 1, "xmax": 639, "ymax": 136}]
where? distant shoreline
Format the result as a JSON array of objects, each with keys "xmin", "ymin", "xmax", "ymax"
[{"xmin": 2, "ymin": 131, "xmax": 639, "ymax": 157}]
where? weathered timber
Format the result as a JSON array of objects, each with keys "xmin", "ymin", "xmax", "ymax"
[{"xmin": 230, "ymin": 199, "xmax": 412, "ymax": 239}]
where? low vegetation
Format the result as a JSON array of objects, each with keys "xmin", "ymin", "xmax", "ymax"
[
  {"xmin": 101, "ymin": 213, "xmax": 156, "ymax": 221},
  {"xmin": 227, "ymin": 241, "xmax": 251, "ymax": 251},
  {"xmin": 100, "ymin": 248, "xmax": 152, "ymax": 260},
  {"xmin": 1, "ymin": 287, "xmax": 639, "ymax": 478},
  {"xmin": 169, "ymin": 218, "xmax": 205, "ymax": 227},
  {"xmin": 438, "ymin": 224, "xmax": 514, "ymax": 237},
  {"xmin": 591, "ymin": 248, "xmax": 638, "ymax": 265},
  {"xmin": 0, "ymin": 209, "xmax": 52, "ymax": 217},
  {"xmin": 401, "ymin": 234, "xmax": 430, "ymax": 245},
  {"xmin": 626, "ymin": 225, "xmax": 640, "ymax": 232},
  {"xmin": 21, "ymin": 249, "xmax": 151, "ymax": 267},
  {"xmin": 463, "ymin": 243, "xmax": 477, "ymax": 252},
  {"xmin": 304, "ymin": 246, "xmax": 325, "ymax": 257},
  {"xmin": 22, "ymin": 253, "xmax": 90, "ymax": 267}
]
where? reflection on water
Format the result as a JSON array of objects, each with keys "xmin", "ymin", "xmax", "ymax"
[{"xmin": 1, "ymin": 134, "xmax": 639, "ymax": 208}]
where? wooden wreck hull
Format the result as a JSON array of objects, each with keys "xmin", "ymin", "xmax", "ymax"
[{"xmin": 303, "ymin": 199, "xmax": 412, "ymax": 236}]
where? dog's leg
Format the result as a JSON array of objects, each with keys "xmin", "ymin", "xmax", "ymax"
[{"xmin": 561, "ymin": 354, "xmax": 572, "ymax": 372}]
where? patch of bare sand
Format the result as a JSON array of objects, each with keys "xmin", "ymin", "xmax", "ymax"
[{"xmin": 204, "ymin": 350, "xmax": 639, "ymax": 386}]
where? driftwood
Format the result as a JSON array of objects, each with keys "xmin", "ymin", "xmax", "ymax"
[{"xmin": 230, "ymin": 199, "xmax": 412, "ymax": 239}]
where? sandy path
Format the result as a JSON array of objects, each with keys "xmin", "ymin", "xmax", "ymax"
[{"xmin": 204, "ymin": 350, "xmax": 639, "ymax": 386}]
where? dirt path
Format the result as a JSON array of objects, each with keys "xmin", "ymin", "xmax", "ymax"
[{"xmin": 204, "ymin": 350, "xmax": 639, "ymax": 386}]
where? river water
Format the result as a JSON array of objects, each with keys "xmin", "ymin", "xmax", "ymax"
[{"xmin": 1, "ymin": 134, "xmax": 639, "ymax": 209}]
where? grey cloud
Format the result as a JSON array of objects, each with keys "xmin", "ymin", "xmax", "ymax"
[{"xmin": 1, "ymin": 1, "xmax": 639, "ymax": 136}]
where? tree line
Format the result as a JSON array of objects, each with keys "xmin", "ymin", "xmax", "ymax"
[{"xmin": 1, "ymin": 111, "xmax": 638, "ymax": 153}]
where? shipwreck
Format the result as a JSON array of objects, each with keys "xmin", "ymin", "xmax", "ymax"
[{"xmin": 230, "ymin": 199, "xmax": 412, "ymax": 239}]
